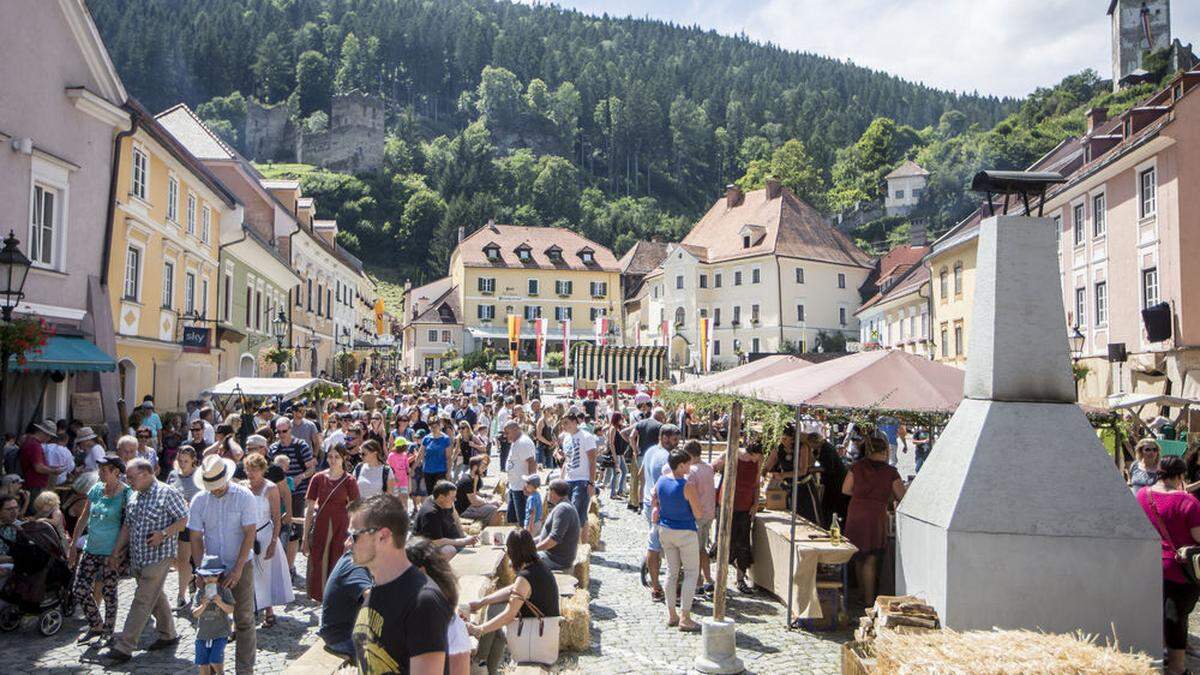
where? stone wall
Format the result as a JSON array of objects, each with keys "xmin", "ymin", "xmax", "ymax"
[
  {"xmin": 244, "ymin": 99, "xmax": 296, "ymax": 162},
  {"xmin": 245, "ymin": 92, "xmax": 385, "ymax": 173}
]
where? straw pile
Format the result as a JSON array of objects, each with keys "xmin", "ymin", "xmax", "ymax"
[
  {"xmin": 494, "ymin": 475, "xmax": 508, "ymax": 495},
  {"xmin": 558, "ymin": 588, "xmax": 591, "ymax": 652},
  {"xmin": 871, "ymin": 629, "xmax": 1156, "ymax": 674},
  {"xmin": 497, "ymin": 555, "xmax": 515, "ymax": 586},
  {"xmin": 571, "ymin": 544, "xmax": 591, "ymax": 587},
  {"xmin": 586, "ymin": 511, "xmax": 602, "ymax": 548}
]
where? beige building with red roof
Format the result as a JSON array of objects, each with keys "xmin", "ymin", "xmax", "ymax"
[
  {"xmin": 855, "ymin": 245, "xmax": 931, "ymax": 357},
  {"xmin": 401, "ymin": 222, "xmax": 621, "ymax": 372},
  {"xmin": 641, "ymin": 180, "xmax": 873, "ymax": 367}
]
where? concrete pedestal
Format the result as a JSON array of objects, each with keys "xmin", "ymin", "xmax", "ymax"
[
  {"xmin": 895, "ymin": 215, "xmax": 1162, "ymax": 657},
  {"xmin": 693, "ymin": 618, "xmax": 744, "ymax": 674}
]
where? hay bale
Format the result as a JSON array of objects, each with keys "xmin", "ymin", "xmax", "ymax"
[
  {"xmin": 586, "ymin": 511, "xmax": 602, "ymax": 547},
  {"xmin": 497, "ymin": 555, "xmax": 515, "ymax": 586},
  {"xmin": 571, "ymin": 544, "xmax": 591, "ymax": 587},
  {"xmin": 494, "ymin": 475, "xmax": 507, "ymax": 495},
  {"xmin": 551, "ymin": 571, "xmax": 580, "ymax": 597},
  {"xmin": 559, "ymin": 588, "xmax": 591, "ymax": 652},
  {"xmin": 872, "ymin": 628, "xmax": 1155, "ymax": 674},
  {"xmin": 464, "ymin": 521, "xmax": 483, "ymax": 537}
]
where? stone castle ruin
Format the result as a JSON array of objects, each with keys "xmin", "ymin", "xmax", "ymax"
[{"xmin": 244, "ymin": 91, "xmax": 385, "ymax": 173}]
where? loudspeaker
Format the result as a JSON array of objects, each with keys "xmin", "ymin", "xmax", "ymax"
[
  {"xmin": 1142, "ymin": 302, "xmax": 1172, "ymax": 343},
  {"xmin": 1107, "ymin": 342, "xmax": 1127, "ymax": 363}
]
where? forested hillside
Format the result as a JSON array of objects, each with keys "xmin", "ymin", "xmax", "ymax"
[{"xmin": 89, "ymin": 0, "xmax": 1023, "ymax": 280}]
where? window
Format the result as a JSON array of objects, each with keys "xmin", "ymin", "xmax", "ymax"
[
  {"xmin": 428, "ymin": 329, "xmax": 439, "ymax": 342},
  {"xmin": 590, "ymin": 307, "xmax": 607, "ymax": 321},
  {"xmin": 734, "ymin": 270, "xmax": 742, "ymax": 286},
  {"xmin": 527, "ymin": 279, "xmax": 539, "ymax": 296},
  {"xmin": 441, "ymin": 330, "xmax": 452, "ymax": 343},
  {"xmin": 894, "ymin": 189, "xmax": 904, "ymax": 199},
  {"xmin": 953, "ymin": 262, "xmax": 963, "ymax": 296},
  {"xmin": 912, "ymin": 187, "xmax": 923, "ymax": 199},
  {"xmin": 485, "ymin": 246, "xmax": 500, "ymax": 261},
  {"xmin": 222, "ymin": 271, "xmax": 231, "ymax": 321},
  {"xmin": 837, "ymin": 273, "xmax": 846, "ymax": 289},
  {"xmin": 1074, "ymin": 288, "xmax": 1086, "ymax": 327},
  {"xmin": 715, "ymin": 273, "xmax": 722, "ymax": 288},
  {"xmin": 555, "ymin": 280, "xmax": 573, "ymax": 296},
  {"xmin": 676, "ymin": 275, "xmax": 684, "ymax": 290},
  {"xmin": 752, "ymin": 338, "xmax": 760, "ymax": 352},
  {"xmin": 555, "ymin": 306, "xmax": 573, "ymax": 321},
  {"xmin": 1095, "ymin": 282, "xmax": 1108, "ymax": 326},
  {"xmin": 713, "ymin": 307, "xmax": 721, "ymax": 326},
  {"xmin": 523, "ymin": 305, "xmax": 541, "ymax": 320},
  {"xmin": 1092, "ymin": 194, "xmax": 1106, "ymax": 237},
  {"xmin": 699, "ymin": 274, "xmax": 708, "ymax": 289},
  {"xmin": 1073, "ymin": 203, "xmax": 1085, "ymax": 246},
  {"xmin": 517, "ymin": 248, "xmax": 532, "ymax": 262},
  {"xmin": 167, "ymin": 176, "xmax": 178, "ymax": 222},
  {"xmin": 547, "ymin": 249, "xmax": 563, "ymax": 262},
  {"xmin": 161, "ymin": 261, "xmax": 174, "ymax": 309},
  {"xmin": 1053, "ymin": 214, "xmax": 1062, "ymax": 252},
  {"xmin": 580, "ymin": 251, "xmax": 594, "ymax": 263},
  {"xmin": 590, "ymin": 281, "xmax": 607, "ymax": 297},
  {"xmin": 751, "ymin": 304, "xmax": 760, "ymax": 323},
  {"xmin": 123, "ymin": 246, "xmax": 140, "ymax": 300},
  {"xmin": 938, "ymin": 268, "xmax": 949, "ymax": 299},
  {"xmin": 255, "ymin": 290, "xmax": 262, "ymax": 330},
  {"xmin": 478, "ymin": 277, "xmax": 495, "ymax": 294},
  {"xmin": 732, "ymin": 306, "xmax": 741, "ymax": 324},
  {"xmin": 245, "ymin": 287, "xmax": 252, "ymax": 325},
  {"xmin": 201, "ymin": 206, "xmax": 211, "ymax": 243},
  {"xmin": 1140, "ymin": 167, "xmax": 1157, "ymax": 218},
  {"xmin": 940, "ymin": 323, "xmax": 949, "ymax": 358},
  {"xmin": 673, "ymin": 307, "xmax": 685, "ymax": 326},
  {"xmin": 795, "ymin": 267, "xmax": 805, "ymax": 284},
  {"xmin": 186, "ymin": 194, "xmax": 196, "ymax": 235},
  {"xmin": 306, "ymin": 278, "xmax": 313, "ymax": 311},
  {"xmin": 478, "ymin": 305, "xmax": 495, "ymax": 320},
  {"xmin": 751, "ymin": 267, "xmax": 761, "ymax": 284},
  {"xmin": 185, "ymin": 272, "xmax": 196, "ymax": 315},
  {"xmin": 131, "ymin": 147, "xmax": 148, "ymax": 200},
  {"xmin": 713, "ymin": 340, "xmax": 721, "ymax": 355},
  {"xmin": 839, "ymin": 307, "xmax": 847, "ymax": 326},
  {"xmin": 953, "ymin": 322, "xmax": 963, "ymax": 356},
  {"xmin": 699, "ymin": 308, "xmax": 707, "ymax": 318},
  {"xmin": 796, "ymin": 304, "xmax": 805, "ymax": 322},
  {"xmin": 326, "ymin": 288, "xmax": 332, "ymax": 317},
  {"xmin": 317, "ymin": 284, "xmax": 323, "ymax": 316},
  {"xmin": 201, "ymin": 278, "xmax": 209, "ymax": 317},
  {"xmin": 29, "ymin": 184, "xmax": 57, "ymax": 267},
  {"xmin": 1142, "ymin": 267, "xmax": 1159, "ymax": 309}
]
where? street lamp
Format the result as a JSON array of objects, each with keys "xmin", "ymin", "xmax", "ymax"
[
  {"xmin": 271, "ymin": 310, "xmax": 288, "ymax": 377},
  {"xmin": 1069, "ymin": 325, "xmax": 1085, "ymax": 361},
  {"xmin": 0, "ymin": 231, "xmax": 32, "ymax": 434}
]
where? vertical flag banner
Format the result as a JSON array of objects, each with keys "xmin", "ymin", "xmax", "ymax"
[
  {"xmin": 373, "ymin": 298, "xmax": 386, "ymax": 335},
  {"xmin": 594, "ymin": 316, "xmax": 610, "ymax": 346},
  {"xmin": 698, "ymin": 316, "xmax": 713, "ymax": 372},
  {"xmin": 534, "ymin": 318, "xmax": 547, "ymax": 368},
  {"xmin": 507, "ymin": 314, "xmax": 522, "ymax": 370},
  {"xmin": 562, "ymin": 319, "xmax": 571, "ymax": 367},
  {"xmin": 661, "ymin": 319, "xmax": 670, "ymax": 365}
]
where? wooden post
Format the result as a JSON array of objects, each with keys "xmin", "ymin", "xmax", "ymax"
[
  {"xmin": 786, "ymin": 406, "xmax": 802, "ymax": 627},
  {"xmin": 713, "ymin": 400, "xmax": 742, "ymax": 622}
]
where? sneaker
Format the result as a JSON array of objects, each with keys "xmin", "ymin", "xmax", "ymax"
[
  {"xmin": 76, "ymin": 628, "xmax": 104, "ymax": 644},
  {"xmin": 736, "ymin": 580, "xmax": 754, "ymax": 594},
  {"xmin": 102, "ymin": 648, "xmax": 132, "ymax": 664},
  {"xmin": 700, "ymin": 582, "xmax": 715, "ymax": 595},
  {"xmin": 175, "ymin": 595, "xmax": 190, "ymax": 611},
  {"xmin": 147, "ymin": 636, "xmax": 180, "ymax": 651}
]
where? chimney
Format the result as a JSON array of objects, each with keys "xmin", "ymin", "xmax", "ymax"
[
  {"xmin": 457, "ymin": 226, "xmax": 465, "ymax": 244},
  {"xmin": 487, "ymin": 218, "xmax": 498, "ymax": 233},
  {"xmin": 765, "ymin": 176, "xmax": 782, "ymax": 200},
  {"xmin": 1086, "ymin": 107, "xmax": 1108, "ymax": 134},
  {"xmin": 909, "ymin": 218, "xmax": 928, "ymax": 247},
  {"xmin": 725, "ymin": 184, "xmax": 743, "ymax": 208}
]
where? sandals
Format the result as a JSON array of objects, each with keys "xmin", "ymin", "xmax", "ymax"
[
  {"xmin": 262, "ymin": 614, "xmax": 277, "ymax": 629},
  {"xmin": 651, "ymin": 587, "xmax": 665, "ymax": 603},
  {"xmin": 679, "ymin": 621, "xmax": 701, "ymax": 633}
]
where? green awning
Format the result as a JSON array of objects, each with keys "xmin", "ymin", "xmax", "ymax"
[{"xmin": 8, "ymin": 336, "xmax": 117, "ymax": 373}]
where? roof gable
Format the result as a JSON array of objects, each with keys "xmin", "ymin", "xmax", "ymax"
[{"xmin": 59, "ymin": 0, "xmax": 127, "ymax": 105}]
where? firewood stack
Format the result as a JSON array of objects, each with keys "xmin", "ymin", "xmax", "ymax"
[{"xmin": 854, "ymin": 595, "xmax": 940, "ymax": 643}]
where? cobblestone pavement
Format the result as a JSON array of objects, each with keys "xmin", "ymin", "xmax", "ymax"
[
  {"xmin": 556, "ymin": 496, "xmax": 850, "ymax": 674},
  {"xmin": 2, "ymin": 555, "xmax": 323, "ymax": 674}
]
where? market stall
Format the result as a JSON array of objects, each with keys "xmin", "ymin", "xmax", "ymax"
[
  {"xmin": 204, "ymin": 376, "xmax": 342, "ymax": 413},
  {"xmin": 749, "ymin": 511, "xmax": 856, "ymax": 623}
]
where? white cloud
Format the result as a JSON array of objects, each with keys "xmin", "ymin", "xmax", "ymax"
[{"xmin": 532, "ymin": 0, "xmax": 1200, "ymax": 98}]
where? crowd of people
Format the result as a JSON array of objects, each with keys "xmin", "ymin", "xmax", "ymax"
[{"xmin": 3, "ymin": 367, "xmax": 1195, "ymax": 673}]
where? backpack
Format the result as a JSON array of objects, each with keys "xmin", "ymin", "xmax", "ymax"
[
  {"xmin": 353, "ymin": 462, "xmax": 390, "ymax": 485},
  {"xmin": 3, "ymin": 444, "xmax": 19, "ymax": 476}
]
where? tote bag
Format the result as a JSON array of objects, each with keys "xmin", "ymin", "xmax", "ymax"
[{"xmin": 503, "ymin": 593, "xmax": 561, "ymax": 665}]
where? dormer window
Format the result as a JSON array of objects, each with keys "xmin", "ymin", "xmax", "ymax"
[
  {"xmin": 738, "ymin": 224, "xmax": 764, "ymax": 249},
  {"xmin": 515, "ymin": 244, "xmax": 532, "ymax": 262},
  {"xmin": 545, "ymin": 245, "xmax": 563, "ymax": 263},
  {"xmin": 742, "ymin": 235, "xmax": 751, "ymax": 249},
  {"xmin": 484, "ymin": 243, "xmax": 501, "ymax": 261},
  {"xmin": 577, "ymin": 246, "xmax": 596, "ymax": 264}
]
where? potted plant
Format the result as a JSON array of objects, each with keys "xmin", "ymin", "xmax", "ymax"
[
  {"xmin": 0, "ymin": 318, "xmax": 53, "ymax": 365},
  {"xmin": 262, "ymin": 345, "xmax": 293, "ymax": 370}
]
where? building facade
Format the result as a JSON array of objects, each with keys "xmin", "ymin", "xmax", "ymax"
[
  {"xmin": 856, "ymin": 245, "xmax": 931, "ymax": 357},
  {"xmin": 0, "ymin": 0, "xmax": 128, "ymax": 433},
  {"xmin": 884, "ymin": 160, "xmax": 929, "ymax": 217},
  {"xmin": 109, "ymin": 102, "xmax": 239, "ymax": 410},
  {"xmin": 400, "ymin": 277, "xmax": 464, "ymax": 373},
  {"xmin": 641, "ymin": 181, "xmax": 872, "ymax": 367}
]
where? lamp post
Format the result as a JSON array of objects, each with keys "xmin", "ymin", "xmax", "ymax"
[
  {"xmin": 1069, "ymin": 325, "xmax": 1086, "ymax": 399},
  {"xmin": 0, "ymin": 232, "xmax": 33, "ymax": 434},
  {"xmin": 271, "ymin": 310, "xmax": 288, "ymax": 377}
]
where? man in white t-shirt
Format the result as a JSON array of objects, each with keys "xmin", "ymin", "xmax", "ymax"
[
  {"xmin": 76, "ymin": 427, "xmax": 105, "ymax": 472},
  {"xmin": 558, "ymin": 410, "xmax": 597, "ymax": 544},
  {"xmin": 504, "ymin": 420, "xmax": 537, "ymax": 526},
  {"xmin": 44, "ymin": 437, "xmax": 75, "ymax": 486}
]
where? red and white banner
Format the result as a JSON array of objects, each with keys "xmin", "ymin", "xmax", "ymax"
[
  {"xmin": 594, "ymin": 316, "xmax": 610, "ymax": 346},
  {"xmin": 534, "ymin": 318, "xmax": 547, "ymax": 367},
  {"xmin": 562, "ymin": 319, "xmax": 571, "ymax": 363},
  {"xmin": 661, "ymin": 319, "xmax": 670, "ymax": 364}
]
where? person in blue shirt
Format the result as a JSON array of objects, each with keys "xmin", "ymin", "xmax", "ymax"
[
  {"xmin": 139, "ymin": 398, "xmax": 163, "ymax": 442},
  {"xmin": 319, "ymin": 550, "xmax": 373, "ymax": 658},
  {"xmin": 421, "ymin": 418, "xmax": 452, "ymax": 495},
  {"xmin": 652, "ymin": 449, "xmax": 702, "ymax": 631},
  {"xmin": 640, "ymin": 423, "xmax": 679, "ymax": 603}
]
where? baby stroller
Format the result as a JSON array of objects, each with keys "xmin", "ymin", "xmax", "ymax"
[{"xmin": 0, "ymin": 519, "xmax": 73, "ymax": 636}]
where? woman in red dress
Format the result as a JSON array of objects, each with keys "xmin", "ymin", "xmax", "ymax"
[
  {"xmin": 302, "ymin": 444, "xmax": 359, "ymax": 602},
  {"xmin": 842, "ymin": 436, "xmax": 905, "ymax": 607}
]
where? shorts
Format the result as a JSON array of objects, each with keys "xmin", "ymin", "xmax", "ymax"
[
  {"xmin": 696, "ymin": 517, "xmax": 713, "ymax": 557},
  {"xmin": 177, "ymin": 529, "xmax": 191, "ymax": 543},
  {"xmin": 410, "ymin": 470, "xmax": 428, "ymax": 497},
  {"xmin": 395, "ymin": 485, "xmax": 410, "ymax": 495},
  {"xmin": 195, "ymin": 637, "xmax": 227, "ymax": 665},
  {"xmin": 424, "ymin": 471, "xmax": 446, "ymax": 495},
  {"xmin": 643, "ymin": 504, "xmax": 661, "ymax": 553}
]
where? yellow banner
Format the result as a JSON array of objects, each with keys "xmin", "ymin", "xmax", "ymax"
[
  {"xmin": 373, "ymin": 298, "xmax": 386, "ymax": 335},
  {"xmin": 507, "ymin": 315, "xmax": 522, "ymax": 367}
]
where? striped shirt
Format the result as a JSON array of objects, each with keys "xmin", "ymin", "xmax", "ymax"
[{"xmin": 124, "ymin": 480, "xmax": 188, "ymax": 571}]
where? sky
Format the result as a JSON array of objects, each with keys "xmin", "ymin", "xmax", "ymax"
[{"xmin": 526, "ymin": 0, "xmax": 1200, "ymax": 98}]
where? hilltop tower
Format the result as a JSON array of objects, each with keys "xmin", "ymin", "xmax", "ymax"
[{"xmin": 1109, "ymin": 0, "xmax": 1172, "ymax": 90}]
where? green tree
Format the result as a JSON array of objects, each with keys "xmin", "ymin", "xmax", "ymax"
[
  {"xmin": 533, "ymin": 155, "xmax": 580, "ymax": 224},
  {"xmin": 525, "ymin": 78, "xmax": 550, "ymax": 118},
  {"xmin": 476, "ymin": 65, "xmax": 524, "ymax": 126},
  {"xmin": 401, "ymin": 189, "xmax": 448, "ymax": 254},
  {"xmin": 335, "ymin": 32, "xmax": 375, "ymax": 93},
  {"xmin": 251, "ymin": 32, "xmax": 292, "ymax": 103},
  {"xmin": 737, "ymin": 139, "xmax": 826, "ymax": 209},
  {"xmin": 295, "ymin": 50, "xmax": 332, "ymax": 116}
]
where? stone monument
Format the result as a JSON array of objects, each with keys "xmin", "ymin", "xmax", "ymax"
[{"xmin": 895, "ymin": 206, "xmax": 1162, "ymax": 657}]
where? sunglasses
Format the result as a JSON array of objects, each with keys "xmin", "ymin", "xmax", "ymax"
[
  {"xmin": 190, "ymin": 428, "xmax": 203, "ymax": 432},
  {"xmin": 347, "ymin": 526, "xmax": 379, "ymax": 542}
]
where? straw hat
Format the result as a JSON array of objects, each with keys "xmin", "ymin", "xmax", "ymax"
[
  {"xmin": 33, "ymin": 419, "xmax": 57, "ymax": 436},
  {"xmin": 195, "ymin": 454, "xmax": 235, "ymax": 492},
  {"xmin": 75, "ymin": 426, "xmax": 98, "ymax": 443}
]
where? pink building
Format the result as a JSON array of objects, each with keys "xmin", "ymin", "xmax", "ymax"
[
  {"xmin": 1043, "ymin": 67, "xmax": 1200, "ymax": 404},
  {"xmin": 0, "ymin": 1, "xmax": 128, "ymax": 434}
]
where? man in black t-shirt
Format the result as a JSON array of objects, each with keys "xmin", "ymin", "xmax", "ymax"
[
  {"xmin": 348, "ymin": 494, "xmax": 450, "ymax": 675},
  {"xmin": 413, "ymin": 480, "xmax": 475, "ymax": 558},
  {"xmin": 630, "ymin": 407, "xmax": 665, "ymax": 457},
  {"xmin": 454, "ymin": 456, "xmax": 501, "ymax": 525}
]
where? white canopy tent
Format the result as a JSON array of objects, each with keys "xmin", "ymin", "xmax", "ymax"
[{"xmin": 205, "ymin": 377, "xmax": 337, "ymax": 401}]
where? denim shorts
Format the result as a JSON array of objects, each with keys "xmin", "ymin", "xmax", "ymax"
[
  {"xmin": 643, "ymin": 504, "xmax": 661, "ymax": 553},
  {"xmin": 195, "ymin": 637, "xmax": 227, "ymax": 665}
]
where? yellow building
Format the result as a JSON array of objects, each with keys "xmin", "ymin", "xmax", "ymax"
[
  {"xmin": 109, "ymin": 101, "xmax": 239, "ymax": 410},
  {"xmin": 927, "ymin": 210, "xmax": 983, "ymax": 367},
  {"xmin": 403, "ymin": 222, "xmax": 622, "ymax": 372},
  {"xmin": 855, "ymin": 246, "xmax": 932, "ymax": 357}
]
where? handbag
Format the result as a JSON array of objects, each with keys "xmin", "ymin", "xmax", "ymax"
[
  {"xmin": 1147, "ymin": 490, "xmax": 1200, "ymax": 585},
  {"xmin": 503, "ymin": 593, "xmax": 561, "ymax": 666},
  {"xmin": 306, "ymin": 473, "xmax": 351, "ymax": 543}
]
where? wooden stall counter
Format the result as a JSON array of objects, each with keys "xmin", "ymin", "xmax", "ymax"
[{"xmin": 749, "ymin": 511, "xmax": 856, "ymax": 621}]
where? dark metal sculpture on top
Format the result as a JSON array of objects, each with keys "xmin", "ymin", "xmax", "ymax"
[{"xmin": 970, "ymin": 170, "xmax": 1066, "ymax": 217}]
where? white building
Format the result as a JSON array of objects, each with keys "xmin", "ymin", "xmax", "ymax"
[
  {"xmin": 884, "ymin": 160, "xmax": 929, "ymax": 217},
  {"xmin": 641, "ymin": 180, "xmax": 873, "ymax": 367}
]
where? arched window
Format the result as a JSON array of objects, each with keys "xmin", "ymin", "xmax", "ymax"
[
  {"xmin": 674, "ymin": 307, "xmax": 685, "ymax": 326},
  {"xmin": 939, "ymin": 268, "xmax": 949, "ymax": 299},
  {"xmin": 953, "ymin": 262, "xmax": 963, "ymax": 296}
]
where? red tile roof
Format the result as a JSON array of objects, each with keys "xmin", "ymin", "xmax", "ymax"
[{"xmin": 454, "ymin": 224, "xmax": 619, "ymax": 272}]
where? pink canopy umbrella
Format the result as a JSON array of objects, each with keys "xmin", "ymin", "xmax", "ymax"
[
  {"xmin": 672, "ymin": 354, "xmax": 813, "ymax": 394},
  {"xmin": 721, "ymin": 350, "xmax": 964, "ymax": 413}
]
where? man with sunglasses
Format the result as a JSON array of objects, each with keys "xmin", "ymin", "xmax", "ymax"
[
  {"xmin": 187, "ymin": 421, "xmax": 207, "ymax": 452},
  {"xmin": 347, "ymin": 494, "xmax": 450, "ymax": 675}
]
